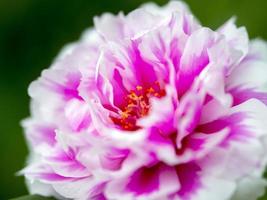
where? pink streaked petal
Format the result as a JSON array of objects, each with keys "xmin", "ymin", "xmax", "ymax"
[
  {"xmin": 89, "ymin": 183, "xmax": 107, "ymax": 200},
  {"xmin": 200, "ymin": 98, "xmax": 231, "ymax": 124},
  {"xmin": 138, "ymin": 12, "xmax": 189, "ymax": 81},
  {"xmin": 41, "ymin": 69, "xmax": 82, "ymax": 101},
  {"xmin": 112, "ymin": 69, "xmax": 129, "ymax": 107},
  {"xmin": 175, "ymin": 88, "xmax": 203, "ymax": 147},
  {"xmin": 199, "ymin": 62, "xmax": 233, "ymax": 108},
  {"xmin": 126, "ymin": 165, "xmax": 161, "ymax": 195},
  {"xmin": 175, "ymin": 128, "xmax": 229, "ymax": 164},
  {"xmin": 141, "ymin": 125, "xmax": 200, "ymax": 165},
  {"xmin": 45, "ymin": 148, "xmax": 91, "ymax": 178},
  {"xmin": 98, "ymin": 150, "xmax": 152, "ymax": 180},
  {"xmin": 105, "ymin": 164, "xmax": 180, "ymax": 200},
  {"xmin": 64, "ymin": 99, "xmax": 91, "ymax": 132},
  {"xmin": 23, "ymin": 164, "xmax": 76, "ymax": 183},
  {"xmin": 137, "ymin": 86, "xmax": 176, "ymax": 134},
  {"xmin": 178, "ymin": 28, "xmax": 216, "ymax": 96},
  {"xmin": 198, "ymin": 100, "xmax": 267, "ymax": 181},
  {"xmin": 129, "ymin": 40, "xmax": 158, "ymax": 87},
  {"xmin": 196, "ymin": 112, "xmax": 247, "ymax": 134},
  {"xmin": 22, "ymin": 119, "xmax": 56, "ymax": 147},
  {"xmin": 39, "ymin": 173, "xmax": 74, "ymax": 182},
  {"xmin": 176, "ymin": 162, "xmax": 201, "ymax": 199},
  {"xmin": 146, "ymin": 127, "xmax": 173, "ymax": 145},
  {"xmin": 197, "ymin": 112, "xmax": 253, "ymax": 146},
  {"xmin": 99, "ymin": 148, "xmax": 130, "ymax": 171},
  {"xmin": 143, "ymin": 128, "xmax": 179, "ymax": 165},
  {"xmin": 229, "ymin": 99, "xmax": 267, "ymax": 139},
  {"xmin": 229, "ymin": 86, "xmax": 267, "ymax": 106}
]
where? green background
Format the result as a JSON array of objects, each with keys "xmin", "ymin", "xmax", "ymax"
[{"xmin": 0, "ymin": 0, "xmax": 267, "ymax": 199}]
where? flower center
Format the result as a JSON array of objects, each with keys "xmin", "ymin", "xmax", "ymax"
[{"xmin": 111, "ymin": 82, "xmax": 166, "ymax": 131}]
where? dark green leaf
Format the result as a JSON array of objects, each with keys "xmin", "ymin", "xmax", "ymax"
[{"xmin": 10, "ymin": 195, "xmax": 55, "ymax": 200}]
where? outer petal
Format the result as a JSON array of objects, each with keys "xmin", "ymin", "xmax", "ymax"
[{"xmin": 218, "ymin": 17, "xmax": 249, "ymax": 70}]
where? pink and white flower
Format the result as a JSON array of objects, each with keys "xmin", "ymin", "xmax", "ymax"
[{"xmin": 22, "ymin": 1, "xmax": 267, "ymax": 200}]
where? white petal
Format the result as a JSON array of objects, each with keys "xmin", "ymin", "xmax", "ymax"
[{"xmin": 232, "ymin": 177, "xmax": 267, "ymax": 200}]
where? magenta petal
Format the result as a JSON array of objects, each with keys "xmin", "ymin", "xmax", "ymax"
[
  {"xmin": 176, "ymin": 162, "xmax": 201, "ymax": 198},
  {"xmin": 126, "ymin": 165, "xmax": 160, "ymax": 195}
]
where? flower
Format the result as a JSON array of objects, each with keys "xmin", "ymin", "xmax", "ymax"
[{"xmin": 21, "ymin": 1, "xmax": 267, "ymax": 200}]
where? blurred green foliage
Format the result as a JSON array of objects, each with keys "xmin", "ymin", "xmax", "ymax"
[
  {"xmin": 0, "ymin": 0, "xmax": 267, "ymax": 199},
  {"xmin": 11, "ymin": 195, "xmax": 55, "ymax": 200}
]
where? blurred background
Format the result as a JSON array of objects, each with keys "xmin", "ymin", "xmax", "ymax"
[{"xmin": 0, "ymin": 0, "xmax": 267, "ymax": 199}]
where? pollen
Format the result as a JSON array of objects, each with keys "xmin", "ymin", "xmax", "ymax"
[
  {"xmin": 111, "ymin": 82, "xmax": 166, "ymax": 131},
  {"xmin": 136, "ymin": 85, "xmax": 143, "ymax": 91}
]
